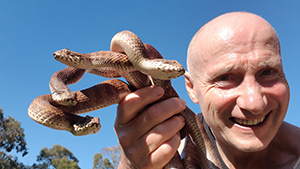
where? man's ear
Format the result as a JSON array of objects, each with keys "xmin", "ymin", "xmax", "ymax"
[{"xmin": 184, "ymin": 72, "xmax": 199, "ymax": 104}]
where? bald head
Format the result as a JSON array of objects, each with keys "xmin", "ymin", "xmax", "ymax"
[{"xmin": 187, "ymin": 12, "xmax": 281, "ymax": 78}]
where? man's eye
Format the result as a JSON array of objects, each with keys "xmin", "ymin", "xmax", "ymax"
[
  {"xmin": 260, "ymin": 69, "xmax": 277, "ymax": 77},
  {"xmin": 213, "ymin": 74, "xmax": 239, "ymax": 88},
  {"xmin": 215, "ymin": 75, "xmax": 230, "ymax": 81},
  {"xmin": 262, "ymin": 69, "xmax": 273, "ymax": 75}
]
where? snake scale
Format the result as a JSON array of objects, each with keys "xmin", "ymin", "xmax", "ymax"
[{"xmin": 28, "ymin": 31, "xmax": 222, "ymax": 168}]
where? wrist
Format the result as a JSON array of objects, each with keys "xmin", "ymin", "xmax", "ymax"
[
  {"xmin": 117, "ymin": 149, "xmax": 138, "ymax": 169},
  {"xmin": 117, "ymin": 157, "xmax": 138, "ymax": 169}
]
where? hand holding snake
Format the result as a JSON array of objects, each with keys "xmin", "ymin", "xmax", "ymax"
[{"xmin": 28, "ymin": 30, "xmax": 222, "ymax": 168}]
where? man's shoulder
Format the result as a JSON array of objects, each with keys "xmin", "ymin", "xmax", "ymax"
[
  {"xmin": 278, "ymin": 122, "xmax": 300, "ymax": 151},
  {"xmin": 281, "ymin": 121, "xmax": 300, "ymax": 137},
  {"xmin": 282, "ymin": 122, "xmax": 300, "ymax": 166}
]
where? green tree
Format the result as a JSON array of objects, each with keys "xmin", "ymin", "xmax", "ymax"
[
  {"xmin": 0, "ymin": 108, "xmax": 80, "ymax": 169},
  {"xmin": 0, "ymin": 151, "xmax": 20, "ymax": 169},
  {"xmin": 0, "ymin": 107, "xmax": 29, "ymax": 169},
  {"xmin": 33, "ymin": 144, "xmax": 80, "ymax": 169},
  {"xmin": 93, "ymin": 145, "xmax": 120, "ymax": 169}
]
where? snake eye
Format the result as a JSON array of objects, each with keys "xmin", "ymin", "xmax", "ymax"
[{"xmin": 64, "ymin": 48, "xmax": 71, "ymax": 54}]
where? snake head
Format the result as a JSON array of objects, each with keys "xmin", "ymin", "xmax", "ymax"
[
  {"xmin": 53, "ymin": 49, "xmax": 86, "ymax": 68},
  {"xmin": 53, "ymin": 48, "xmax": 71, "ymax": 61},
  {"xmin": 51, "ymin": 90, "xmax": 78, "ymax": 106},
  {"xmin": 144, "ymin": 59, "xmax": 185, "ymax": 80}
]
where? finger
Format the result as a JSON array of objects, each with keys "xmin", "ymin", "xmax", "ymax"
[
  {"xmin": 149, "ymin": 132, "xmax": 182, "ymax": 168},
  {"xmin": 115, "ymin": 85, "xmax": 164, "ymax": 125},
  {"xmin": 144, "ymin": 115, "xmax": 185, "ymax": 153},
  {"xmin": 128, "ymin": 131, "xmax": 182, "ymax": 169},
  {"xmin": 118, "ymin": 98, "xmax": 185, "ymax": 156},
  {"xmin": 123, "ymin": 115, "xmax": 184, "ymax": 161},
  {"xmin": 126, "ymin": 97, "xmax": 186, "ymax": 140}
]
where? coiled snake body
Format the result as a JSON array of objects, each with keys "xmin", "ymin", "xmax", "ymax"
[{"xmin": 28, "ymin": 31, "xmax": 222, "ymax": 168}]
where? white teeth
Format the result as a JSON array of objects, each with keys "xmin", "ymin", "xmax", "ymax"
[{"xmin": 233, "ymin": 116, "xmax": 265, "ymax": 126}]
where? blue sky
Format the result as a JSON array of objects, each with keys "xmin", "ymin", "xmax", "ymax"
[{"xmin": 1, "ymin": 1, "xmax": 299, "ymax": 168}]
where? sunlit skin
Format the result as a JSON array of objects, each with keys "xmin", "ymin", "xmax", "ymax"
[
  {"xmin": 114, "ymin": 12, "xmax": 300, "ymax": 169},
  {"xmin": 185, "ymin": 12, "xmax": 299, "ymax": 168},
  {"xmin": 115, "ymin": 86, "xmax": 186, "ymax": 169}
]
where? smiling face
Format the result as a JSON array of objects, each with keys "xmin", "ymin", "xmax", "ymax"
[{"xmin": 186, "ymin": 12, "xmax": 290, "ymax": 153}]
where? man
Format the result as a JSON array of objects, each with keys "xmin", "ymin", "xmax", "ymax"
[{"xmin": 114, "ymin": 12, "xmax": 300, "ymax": 168}]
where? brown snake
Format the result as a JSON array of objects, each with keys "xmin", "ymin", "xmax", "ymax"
[{"xmin": 28, "ymin": 30, "xmax": 222, "ymax": 168}]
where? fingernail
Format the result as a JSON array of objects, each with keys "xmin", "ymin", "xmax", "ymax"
[
  {"xmin": 153, "ymin": 86, "xmax": 164, "ymax": 96},
  {"xmin": 179, "ymin": 115, "xmax": 185, "ymax": 123},
  {"xmin": 178, "ymin": 98, "xmax": 186, "ymax": 108}
]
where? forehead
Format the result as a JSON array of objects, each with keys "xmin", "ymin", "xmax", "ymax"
[
  {"xmin": 205, "ymin": 50, "xmax": 282, "ymax": 76},
  {"xmin": 188, "ymin": 13, "xmax": 282, "ymax": 78},
  {"xmin": 209, "ymin": 25, "xmax": 279, "ymax": 56},
  {"xmin": 193, "ymin": 28, "xmax": 282, "ymax": 77},
  {"xmin": 199, "ymin": 20, "xmax": 280, "ymax": 64}
]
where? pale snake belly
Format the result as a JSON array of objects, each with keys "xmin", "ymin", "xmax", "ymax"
[{"xmin": 28, "ymin": 31, "xmax": 222, "ymax": 168}]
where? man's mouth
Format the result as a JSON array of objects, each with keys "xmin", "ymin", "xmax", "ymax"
[{"xmin": 230, "ymin": 114, "xmax": 269, "ymax": 126}]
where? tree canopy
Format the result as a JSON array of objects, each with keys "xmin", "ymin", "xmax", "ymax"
[
  {"xmin": 33, "ymin": 144, "xmax": 80, "ymax": 169},
  {"xmin": 0, "ymin": 107, "xmax": 29, "ymax": 169},
  {"xmin": 93, "ymin": 145, "xmax": 120, "ymax": 169},
  {"xmin": 0, "ymin": 108, "xmax": 28, "ymax": 156},
  {"xmin": 0, "ymin": 107, "xmax": 120, "ymax": 168}
]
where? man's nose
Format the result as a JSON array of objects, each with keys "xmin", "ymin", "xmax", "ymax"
[{"xmin": 236, "ymin": 77, "xmax": 267, "ymax": 114}]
